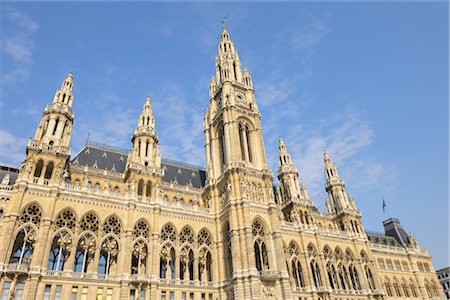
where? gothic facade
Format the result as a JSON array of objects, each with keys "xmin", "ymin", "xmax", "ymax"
[{"xmin": 0, "ymin": 25, "xmax": 445, "ymax": 300}]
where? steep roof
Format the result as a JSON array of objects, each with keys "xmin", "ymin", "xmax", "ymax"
[{"xmin": 70, "ymin": 142, "xmax": 207, "ymax": 188}]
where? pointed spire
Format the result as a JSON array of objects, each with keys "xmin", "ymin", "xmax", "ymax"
[
  {"xmin": 278, "ymin": 137, "xmax": 292, "ymax": 166},
  {"xmin": 137, "ymin": 96, "xmax": 155, "ymax": 129},
  {"xmin": 324, "ymin": 150, "xmax": 339, "ymax": 179}
]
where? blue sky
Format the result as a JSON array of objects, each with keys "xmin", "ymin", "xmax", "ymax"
[{"xmin": 0, "ymin": 2, "xmax": 448, "ymax": 268}]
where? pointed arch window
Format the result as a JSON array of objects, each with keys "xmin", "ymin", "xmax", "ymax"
[
  {"xmin": 44, "ymin": 162, "xmax": 54, "ymax": 179},
  {"xmin": 160, "ymin": 245, "xmax": 175, "ymax": 279},
  {"xmin": 9, "ymin": 226, "xmax": 36, "ymax": 265},
  {"xmin": 365, "ymin": 266, "xmax": 376, "ymax": 290},
  {"xmin": 34, "ymin": 160, "xmax": 44, "ymax": 178},
  {"xmin": 246, "ymin": 125, "xmax": 252, "ymax": 163},
  {"xmin": 311, "ymin": 261, "xmax": 322, "ymax": 287},
  {"xmin": 48, "ymin": 231, "xmax": 72, "ymax": 271},
  {"xmin": 180, "ymin": 246, "xmax": 194, "ymax": 281},
  {"xmin": 98, "ymin": 236, "xmax": 119, "ymax": 274},
  {"xmin": 224, "ymin": 223, "xmax": 233, "ymax": 279},
  {"xmin": 146, "ymin": 181, "xmax": 152, "ymax": 197},
  {"xmin": 252, "ymin": 220, "xmax": 269, "ymax": 272},
  {"xmin": 131, "ymin": 240, "xmax": 148, "ymax": 275},
  {"xmin": 52, "ymin": 118, "xmax": 59, "ymax": 136},
  {"xmin": 292, "ymin": 259, "xmax": 305, "ymax": 288},
  {"xmin": 74, "ymin": 233, "xmax": 96, "ymax": 273},
  {"xmin": 138, "ymin": 180, "xmax": 144, "ymax": 196}
]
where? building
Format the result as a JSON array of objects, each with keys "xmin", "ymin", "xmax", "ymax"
[
  {"xmin": 437, "ymin": 268, "xmax": 450, "ymax": 299},
  {"xmin": 0, "ymin": 24, "xmax": 445, "ymax": 300}
]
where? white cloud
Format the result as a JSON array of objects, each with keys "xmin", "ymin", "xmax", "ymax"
[
  {"xmin": 290, "ymin": 14, "xmax": 329, "ymax": 50},
  {"xmin": 266, "ymin": 109, "xmax": 396, "ymax": 208},
  {"xmin": 153, "ymin": 81, "xmax": 205, "ymax": 166},
  {"xmin": 0, "ymin": 7, "xmax": 38, "ymax": 89},
  {"xmin": 0, "ymin": 129, "xmax": 27, "ymax": 165}
]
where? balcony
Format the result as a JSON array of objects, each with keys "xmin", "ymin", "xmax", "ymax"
[
  {"xmin": 1, "ymin": 263, "xmax": 29, "ymax": 274},
  {"xmin": 259, "ymin": 269, "xmax": 278, "ymax": 282}
]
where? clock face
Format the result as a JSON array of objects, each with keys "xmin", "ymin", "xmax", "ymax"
[{"xmin": 236, "ymin": 92, "xmax": 246, "ymax": 102}]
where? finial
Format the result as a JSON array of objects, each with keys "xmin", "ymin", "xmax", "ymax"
[{"xmin": 222, "ymin": 17, "xmax": 227, "ymax": 30}]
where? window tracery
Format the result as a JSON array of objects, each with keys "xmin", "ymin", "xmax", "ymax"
[
  {"xmin": 19, "ymin": 204, "xmax": 42, "ymax": 226},
  {"xmin": 133, "ymin": 220, "xmax": 150, "ymax": 240},
  {"xmin": 102, "ymin": 215, "xmax": 121, "ymax": 235},
  {"xmin": 160, "ymin": 224, "xmax": 176, "ymax": 243},
  {"xmin": 180, "ymin": 226, "xmax": 194, "ymax": 245},
  {"xmin": 55, "ymin": 209, "xmax": 76, "ymax": 230},
  {"xmin": 80, "ymin": 212, "xmax": 99, "ymax": 233},
  {"xmin": 198, "ymin": 229, "xmax": 212, "ymax": 247}
]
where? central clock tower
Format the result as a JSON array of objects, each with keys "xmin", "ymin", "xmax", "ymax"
[{"xmin": 204, "ymin": 23, "xmax": 293, "ymax": 300}]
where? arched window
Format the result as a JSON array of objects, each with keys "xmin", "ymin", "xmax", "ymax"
[
  {"xmin": 409, "ymin": 280, "xmax": 418, "ymax": 297},
  {"xmin": 138, "ymin": 180, "xmax": 144, "ymax": 196},
  {"xmin": 239, "ymin": 124, "xmax": 245, "ymax": 161},
  {"xmin": 385, "ymin": 281, "xmax": 393, "ymax": 297},
  {"xmin": 160, "ymin": 224, "xmax": 177, "ymax": 243},
  {"xmin": 180, "ymin": 246, "xmax": 194, "ymax": 281},
  {"xmin": 199, "ymin": 247, "xmax": 212, "ymax": 282},
  {"xmin": 73, "ymin": 233, "xmax": 96, "ymax": 273},
  {"xmin": 131, "ymin": 240, "xmax": 148, "ymax": 275},
  {"xmin": 224, "ymin": 222, "xmax": 233, "ymax": 279},
  {"xmin": 292, "ymin": 259, "xmax": 305, "ymax": 288},
  {"xmin": 44, "ymin": 162, "xmax": 54, "ymax": 179},
  {"xmin": 394, "ymin": 280, "xmax": 402, "ymax": 297},
  {"xmin": 9, "ymin": 226, "xmax": 36, "ymax": 265},
  {"xmin": 311, "ymin": 261, "xmax": 322, "ymax": 287},
  {"xmin": 338, "ymin": 264, "xmax": 349, "ymax": 290},
  {"xmin": 327, "ymin": 262, "xmax": 338, "ymax": 290},
  {"xmin": 252, "ymin": 219, "xmax": 269, "ymax": 272},
  {"xmin": 52, "ymin": 118, "xmax": 59, "ymax": 136},
  {"xmin": 93, "ymin": 183, "xmax": 100, "ymax": 194},
  {"xmin": 246, "ymin": 126, "xmax": 252, "ymax": 163},
  {"xmin": 34, "ymin": 160, "xmax": 44, "ymax": 178},
  {"xmin": 74, "ymin": 179, "xmax": 80, "ymax": 191},
  {"xmin": 365, "ymin": 266, "xmax": 376, "ymax": 290},
  {"xmin": 218, "ymin": 128, "xmax": 226, "ymax": 167},
  {"xmin": 146, "ymin": 181, "xmax": 152, "ymax": 197},
  {"xmin": 160, "ymin": 244, "xmax": 175, "ymax": 279},
  {"xmin": 402, "ymin": 281, "xmax": 410, "ymax": 297},
  {"xmin": 98, "ymin": 236, "xmax": 119, "ymax": 274},
  {"xmin": 48, "ymin": 231, "xmax": 71, "ymax": 271},
  {"xmin": 349, "ymin": 265, "xmax": 361, "ymax": 290}
]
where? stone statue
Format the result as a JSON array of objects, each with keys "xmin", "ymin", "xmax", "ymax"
[
  {"xmin": 1, "ymin": 173, "xmax": 10, "ymax": 185},
  {"xmin": 240, "ymin": 179, "xmax": 247, "ymax": 197}
]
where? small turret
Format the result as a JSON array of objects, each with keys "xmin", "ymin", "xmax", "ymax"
[{"xmin": 129, "ymin": 96, "xmax": 160, "ymax": 169}]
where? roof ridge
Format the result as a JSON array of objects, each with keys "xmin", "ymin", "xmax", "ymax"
[{"xmin": 86, "ymin": 141, "xmax": 130, "ymax": 155}]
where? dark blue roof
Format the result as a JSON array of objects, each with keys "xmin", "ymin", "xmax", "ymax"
[{"xmin": 70, "ymin": 142, "xmax": 206, "ymax": 188}]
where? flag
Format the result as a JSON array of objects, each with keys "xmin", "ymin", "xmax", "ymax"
[{"xmin": 382, "ymin": 198, "xmax": 386, "ymax": 213}]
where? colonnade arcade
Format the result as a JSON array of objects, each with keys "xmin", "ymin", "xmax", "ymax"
[{"xmin": 7, "ymin": 203, "xmax": 214, "ymax": 284}]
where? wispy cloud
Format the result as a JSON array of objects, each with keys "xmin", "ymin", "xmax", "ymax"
[
  {"xmin": 0, "ymin": 6, "xmax": 39, "ymax": 89},
  {"xmin": 290, "ymin": 13, "xmax": 329, "ymax": 50},
  {"xmin": 0, "ymin": 129, "xmax": 27, "ymax": 165},
  {"xmin": 266, "ymin": 109, "xmax": 396, "ymax": 209},
  {"xmin": 153, "ymin": 81, "xmax": 205, "ymax": 166}
]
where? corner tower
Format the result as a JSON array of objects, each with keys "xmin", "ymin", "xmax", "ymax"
[
  {"xmin": 324, "ymin": 151, "xmax": 364, "ymax": 236},
  {"xmin": 19, "ymin": 73, "xmax": 75, "ymax": 184}
]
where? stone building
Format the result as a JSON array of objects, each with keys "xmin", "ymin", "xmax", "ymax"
[
  {"xmin": 0, "ymin": 24, "xmax": 445, "ymax": 300},
  {"xmin": 437, "ymin": 267, "xmax": 450, "ymax": 299}
]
